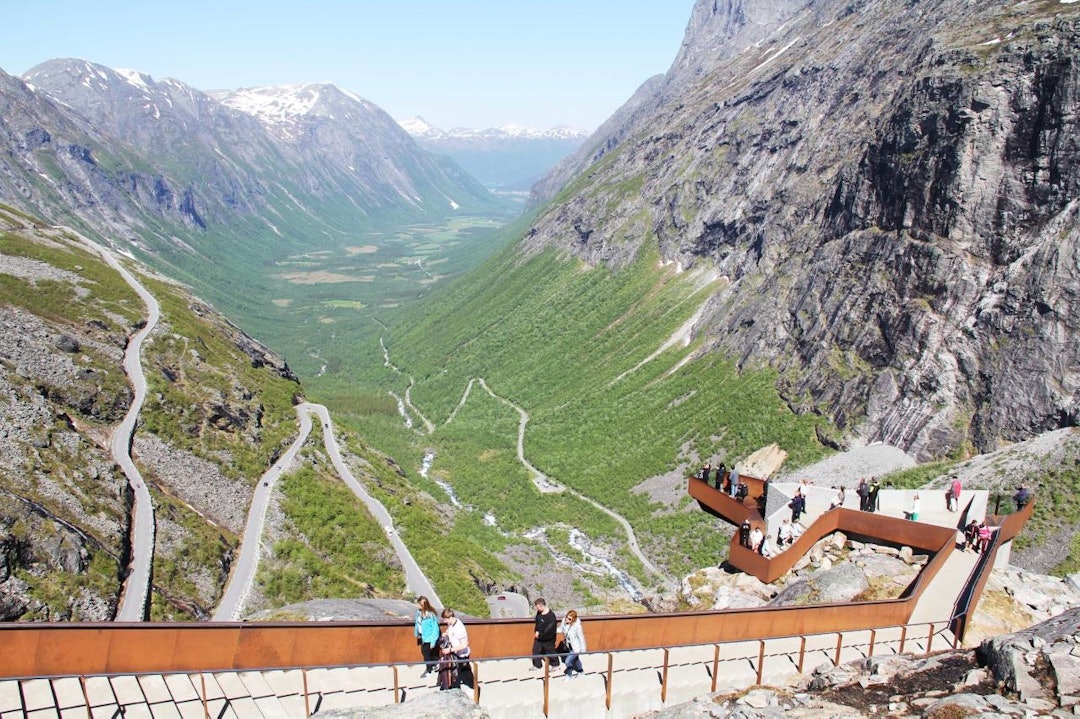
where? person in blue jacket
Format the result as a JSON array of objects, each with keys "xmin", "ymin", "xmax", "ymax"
[{"xmin": 414, "ymin": 595, "xmax": 440, "ymax": 678}]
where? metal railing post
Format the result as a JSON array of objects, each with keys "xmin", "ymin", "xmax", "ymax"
[
  {"xmin": 711, "ymin": 645, "xmax": 720, "ymax": 692},
  {"xmin": 471, "ymin": 662, "xmax": 480, "ymax": 704},
  {"xmin": 926, "ymin": 624, "xmax": 934, "ymax": 654},
  {"xmin": 606, "ymin": 653, "xmax": 614, "ymax": 710},
  {"xmin": 302, "ymin": 668, "xmax": 310, "ymax": 718},
  {"xmin": 661, "ymin": 648, "xmax": 670, "ymax": 703},
  {"xmin": 79, "ymin": 676, "xmax": 92, "ymax": 719},
  {"xmin": 393, "ymin": 665, "xmax": 400, "ymax": 703},
  {"xmin": 756, "ymin": 640, "xmax": 765, "ymax": 685},
  {"xmin": 200, "ymin": 673, "xmax": 210, "ymax": 719},
  {"xmin": 797, "ymin": 636, "xmax": 807, "ymax": 673},
  {"xmin": 899, "ymin": 626, "xmax": 907, "ymax": 654},
  {"xmin": 868, "ymin": 629, "xmax": 876, "ymax": 658},
  {"xmin": 834, "ymin": 632, "xmax": 843, "ymax": 666},
  {"xmin": 543, "ymin": 657, "xmax": 550, "ymax": 717}
]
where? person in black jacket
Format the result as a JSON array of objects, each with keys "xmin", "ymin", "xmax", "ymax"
[
  {"xmin": 531, "ymin": 597, "xmax": 560, "ymax": 669},
  {"xmin": 790, "ymin": 491, "xmax": 806, "ymax": 523}
]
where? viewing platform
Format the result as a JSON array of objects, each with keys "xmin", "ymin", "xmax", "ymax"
[{"xmin": 0, "ymin": 479, "xmax": 1032, "ymax": 718}]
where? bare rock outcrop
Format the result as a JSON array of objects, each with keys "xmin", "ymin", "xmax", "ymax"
[{"xmin": 524, "ymin": 0, "xmax": 1080, "ymax": 461}]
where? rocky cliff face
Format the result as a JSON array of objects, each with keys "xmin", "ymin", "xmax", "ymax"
[{"xmin": 524, "ymin": 0, "xmax": 1080, "ymax": 459}]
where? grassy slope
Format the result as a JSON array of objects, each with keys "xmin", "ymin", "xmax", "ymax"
[{"xmin": 327, "ymin": 237, "xmax": 832, "ymax": 601}]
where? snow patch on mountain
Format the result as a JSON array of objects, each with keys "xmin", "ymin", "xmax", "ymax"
[{"xmin": 398, "ymin": 116, "xmax": 590, "ymax": 141}]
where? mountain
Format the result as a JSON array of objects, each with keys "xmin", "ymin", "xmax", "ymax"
[
  {"xmin": 399, "ymin": 116, "xmax": 589, "ymax": 192},
  {"xmin": 518, "ymin": 0, "xmax": 1080, "ymax": 460},
  {"xmin": 1, "ymin": 60, "xmax": 511, "ymax": 308},
  {"xmin": 0, "ymin": 205, "xmax": 300, "ymax": 620}
]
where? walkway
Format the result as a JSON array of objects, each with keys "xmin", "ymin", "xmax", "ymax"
[{"xmin": 0, "ymin": 619, "xmax": 953, "ymax": 719}]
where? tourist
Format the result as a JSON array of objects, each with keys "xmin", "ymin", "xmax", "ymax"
[
  {"xmin": 978, "ymin": 521, "xmax": 992, "ymax": 553},
  {"xmin": 789, "ymin": 490, "xmax": 806, "ymax": 523},
  {"xmin": 560, "ymin": 610, "xmax": 587, "ymax": 679},
  {"xmin": 949, "ymin": 476, "xmax": 962, "ymax": 512},
  {"xmin": 735, "ymin": 480, "xmax": 749, "ymax": 501},
  {"xmin": 531, "ymin": 598, "xmax": 560, "ymax": 669},
  {"xmin": 728, "ymin": 466, "xmax": 740, "ymax": 497},
  {"xmin": 867, "ymin": 478, "xmax": 880, "ymax": 512},
  {"xmin": 789, "ymin": 521, "xmax": 805, "ymax": 543},
  {"xmin": 1014, "ymin": 484, "xmax": 1032, "ymax": 511},
  {"xmin": 759, "ymin": 534, "xmax": 776, "ymax": 558},
  {"xmin": 829, "ymin": 486, "xmax": 846, "ymax": 510},
  {"xmin": 439, "ymin": 608, "xmax": 473, "ymax": 689},
  {"xmin": 699, "ymin": 462, "xmax": 712, "ymax": 485},
  {"xmin": 414, "ymin": 595, "xmax": 440, "ymax": 678},
  {"xmin": 964, "ymin": 519, "xmax": 980, "ymax": 552},
  {"xmin": 909, "ymin": 492, "xmax": 920, "ymax": 521},
  {"xmin": 739, "ymin": 519, "xmax": 751, "ymax": 548},
  {"xmin": 748, "ymin": 525, "xmax": 764, "ymax": 553},
  {"xmin": 856, "ymin": 478, "xmax": 869, "ymax": 511},
  {"xmin": 715, "ymin": 462, "xmax": 727, "ymax": 491},
  {"xmin": 777, "ymin": 518, "xmax": 793, "ymax": 546}
]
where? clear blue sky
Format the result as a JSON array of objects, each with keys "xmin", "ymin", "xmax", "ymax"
[{"xmin": 2, "ymin": 0, "xmax": 695, "ymax": 131}]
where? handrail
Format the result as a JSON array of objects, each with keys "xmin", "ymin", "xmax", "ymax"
[
  {"xmin": 0, "ymin": 621, "xmax": 955, "ymax": 717},
  {"xmin": 950, "ymin": 499, "xmax": 1035, "ymax": 642},
  {"xmin": 0, "ymin": 485, "xmax": 1031, "ymax": 679}
]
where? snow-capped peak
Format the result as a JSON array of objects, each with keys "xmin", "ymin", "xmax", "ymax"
[{"xmin": 397, "ymin": 117, "xmax": 590, "ymax": 141}]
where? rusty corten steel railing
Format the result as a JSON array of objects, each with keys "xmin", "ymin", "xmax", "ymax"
[
  {"xmin": 949, "ymin": 498, "xmax": 1036, "ymax": 641},
  {"xmin": 0, "ymin": 483, "xmax": 1030, "ymax": 679},
  {"xmin": 689, "ymin": 477, "xmax": 957, "ymax": 584}
]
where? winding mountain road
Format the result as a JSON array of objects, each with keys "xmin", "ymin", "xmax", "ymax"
[
  {"xmin": 214, "ymin": 402, "xmax": 441, "ymax": 620},
  {"xmin": 66, "ymin": 230, "xmax": 159, "ymax": 622}
]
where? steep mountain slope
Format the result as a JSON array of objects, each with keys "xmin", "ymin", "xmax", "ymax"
[
  {"xmin": 1, "ymin": 61, "xmax": 511, "ymax": 316},
  {"xmin": 0, "ymin": 204, "xmax": 297, "ymax": 619},
  {"xmin": 523, "ymin": 0, "xmax": 1080, "ymax": 459},
  {"xmin": 529, "ymin": 0, "xmax": 807, "ymax": 207}
]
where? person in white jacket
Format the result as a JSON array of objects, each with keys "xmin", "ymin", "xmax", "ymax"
[{"xmin": 560, "ymin": 609, "xmax": 587, "ymax": 678}]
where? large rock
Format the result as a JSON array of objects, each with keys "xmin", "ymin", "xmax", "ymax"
[
  {"xmin": 979, "ymin": 607, "xmax": 1080, "ymax": 700},
  {"xmin": 771, "ymin": 563, "xmax": 868, "ymax": 607}
]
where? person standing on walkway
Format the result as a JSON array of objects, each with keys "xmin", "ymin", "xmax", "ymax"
[
  {"xmin": 909, "ymin": 493, "xmax": 920, "ymax": 521},
  {"xmin": 715, "ymin": 462, "xmax": 727, "ymax": 491},
  {"xmin": 560, "ymin": 610, "xmax": 587, "ymax": 679},
  {"xmin": 949, "ymin": 476, "xmax": 962, "ymax": 512},
  {"xmin": 414, "ymin": 596, "xmax": 440, "ymax": 678},
  {"xmin": 790, "ymin": 490, "xmax": 806, "ymax": 523},
  {"xmin": 867, "ymin": 478, "xmax": 881, "ymax": 512},
  {"xmin": 739, "ymin": 519, "xmax": 751, "ymax": 548},
  {"xmin": 531, "ymin": 598, "xmax": 560, "ymax": 669},
  {"xmin": 856, "ymin": 478, "xmax": 869, "ymax": 511},
  {"xmin": 977, "ymin": 521, "xmax": 992, "ymax": 553},
  {"xmin": 441, "ymin": 608, "xmax": 473, "ymax": 689},
  {"xmin": 699, "ymin": 462, "xmax": 712, "ymax": 486},
  {"xmin": 728, "ymin": 466, "xmax": 740, "ymax": 497}
]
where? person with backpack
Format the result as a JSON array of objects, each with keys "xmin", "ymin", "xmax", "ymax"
[{"xmin": 413, "ymin": 595, "xmax": 440, "ymax": 678}]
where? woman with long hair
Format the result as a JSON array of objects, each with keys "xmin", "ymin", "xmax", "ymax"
[
  {"xmin": 560, "ymin": 609, "xmax": 587, "ymax": 679},
  {"xmin": 413, "ymin": 595, "xmax": 440, "ymax": 678}
]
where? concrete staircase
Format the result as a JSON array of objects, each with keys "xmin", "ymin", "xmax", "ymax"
[{"xmin": 0, "ymin": 623, "xmax": 956, "ymax": 719}]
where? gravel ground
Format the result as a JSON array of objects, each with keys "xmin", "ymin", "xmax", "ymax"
[{"xmin": 773, "ymin": 442, "xmax": 917, "ymax": 487}]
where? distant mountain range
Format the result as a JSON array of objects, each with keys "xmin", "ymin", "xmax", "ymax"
[
  {"xmin": 398, "ymin": 116, "xmax": 590, "ymax": 193},
  {"xmin": 0, "ymin": 59, "xmax": 513, "ymax": 309}
]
